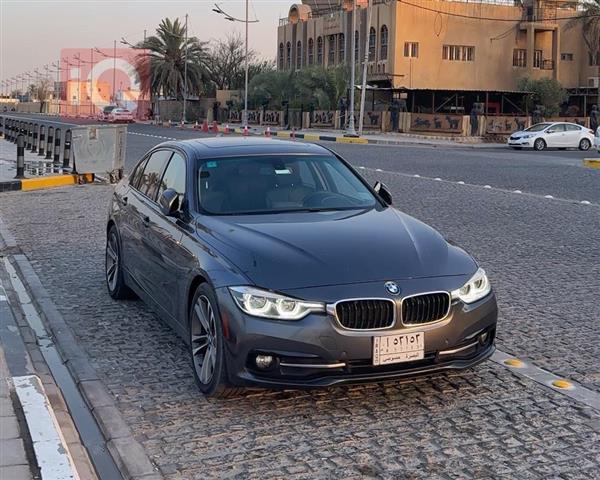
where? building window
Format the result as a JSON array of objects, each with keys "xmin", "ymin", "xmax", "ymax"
[
  {"xmin": 317, "ymin": 36, "xmax": 323, "ymax": 64},
  {"xmin": 296, "ymin": 41, "xmax": 302, "ymax": 69},
  {"xmin": 368, "ymin": 27, "xmax": 376, "ymax": 61},
  {"xmin": 404, "ymin": 42, "xmax": 418, "ymax": 58},
  {"xmin": 560, "ymin": 53, "xmax": 573, "ymax": 61},
  {"xmin": 339, "ymin": 33, "xmax": 345, "ymax": 63},
  {"xmin": 380, "ymin": 25, "xmax": 388, "ymax": 60},
  {"xmin": 328, "ymin": 35, "xmax": 336, "ymax": 65},
  {"xmin": 513, "ymin": 49, "xmax": 526, "ymax": 67},
  {"xmin": 286, "ymin": 42, "xmax": 291, "ymax": 69},
  {"xmin": 354, "ymin": 31, "xmax": 359, "ymax": 63},
  {"xmin": 589, "ymin": 51, "xmax": 600, "ymax": 66},
  {"xmin": 442, "ymin": 45, "xmax": 475, "ymax": 62},
  {"xmin": 534, "ymin": 49, "xmax": 542, "ymax": 68},
  {"xmin": 278, "ymin": 43, "xmax": 284, "ymax": 70},
  {"xmin": 308, "ymin": 38, "xmax": 314, "ymax": 65}
]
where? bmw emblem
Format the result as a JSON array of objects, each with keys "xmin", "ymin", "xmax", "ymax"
[{"xmin": 385, "ymin": 281, "xmax": 400, "ymax": 295}]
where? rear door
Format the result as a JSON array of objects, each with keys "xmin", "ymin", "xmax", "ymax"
[
  {"xmin": 125, "ymin": 149, "xmax": 172, "ymax": 297},
  {"xmin": 564, "ymin": 124, "xmax": 582, "ymax": 147}
]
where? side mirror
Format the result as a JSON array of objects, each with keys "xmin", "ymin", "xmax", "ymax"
[
  {"xmin": 373, "ymin": 181, "xmax": 392, "ymax": 206},
  {"xmin": 158, "ymin": 188, "xmax": 180, "ymax": 217}
]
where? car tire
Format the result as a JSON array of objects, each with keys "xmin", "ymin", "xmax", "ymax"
[
  {"xmin": 579, "ymin": 138, "xmax": 591, "ymax": 151},
  {"xmin": 105, "ymin": 225, "xmax": 134, "ymax": 299},
  {"xmin": 533, "ymin": 138, "xmax": 546, "ymax": 151},
  {"xmin": 189, "ymin": 284, "xmax": 242, "ymax": 398}
]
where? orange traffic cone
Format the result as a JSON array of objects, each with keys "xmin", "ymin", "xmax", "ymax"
[
  {"xmin": 202, "ymin": 120, "xmax": 209, "ymax": 133},
  {"xmin": 243, "ymin": 125, "xmax": 249, "ymax": 136},
  {"xmin": 212, "ymin": 121, "xmax": 219, "ymax": 133},
  {"xmin": 224, "ymin": 124, "xmax": 230, "ymax": 134},
  {"xmin": 291, "ymin": 129, "xmax": 296, "ymax": 140},
  {"xmin": 265, "ymin": 126, "xmax": 271, "ymax": 137}
]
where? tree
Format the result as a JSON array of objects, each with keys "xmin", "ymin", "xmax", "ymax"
[
  {"xmin": 207, "ymin": 34, "xmax": 275, "ymax": 91},
  {"xmin": 517, "ymin": 77, "xmax": 568, "ymax": 117},
  {"xmin": 566, "ymin": 1, "xmax": 600, "ymax": 105},
  {"xmin": 134, "ymin": 18, "xmax": 210, "ymax": 100}
]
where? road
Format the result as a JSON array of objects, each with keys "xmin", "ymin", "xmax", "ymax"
[{"xmin": 0, "ymin": 113, "xmax": 599, "ymax": 479}]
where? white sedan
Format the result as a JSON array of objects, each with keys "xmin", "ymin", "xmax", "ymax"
[
  {"xmin": 508, "ymin": 122, "xmax": 594, "ymax": 151},
  {"xmin": 596, "ymin": 126, "xmax": 600, "ymax": 153},
  {"xmin": 107, "ymin": 108, "xmax": 134, "ymax": 123}
]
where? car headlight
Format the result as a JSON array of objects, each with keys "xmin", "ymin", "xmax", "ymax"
[
  {"xmin": 451, "ymin": 268, "xmax": 491, "ymax": 304},
  {"xmin": 522, "ymin": 134, "xmax": 532, "ymax": 139},
  {"xmin": 229, "ymin": 286, "xmax": 325, "ymax": 320}
]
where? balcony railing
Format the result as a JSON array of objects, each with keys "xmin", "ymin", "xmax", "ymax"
[{"xmin": 541, "ymin": 59, "xmax": 555, "ymax": 70}]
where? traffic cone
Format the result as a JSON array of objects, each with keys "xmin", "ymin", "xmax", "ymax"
[
  {"xmin": 265, "ymin": 126, "xmax": 271, "ymax": 137},
  {"xmin": 180, "ymin": 120, "xmax": 185, "ymax": 129},
  {"xmin": 212, "ymin": 121, "xmax": 219, "ymax": 133},
  {"xmin": 243, "ymin": 125, "xmax": 249, "ymax": 137},
  {"xmin": 202, "ymin": 120, "xmax": 209, "ymax": 133},
  {"xmin": 168, "ymin": 119, "xmax": 172, "ymax": 128},
  {"xmin": 291, "ymin": 129, "xmax": 296, "ymax": 140},
  {"xmin": 194, "ymin": 121, "xmax": 199, "ymax": 129},
  {"xmin": 224, "ymin": 124, "xmax": 230, "ymax": 134}
]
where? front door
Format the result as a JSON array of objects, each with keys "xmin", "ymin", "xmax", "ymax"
[{"xmin": 544, "ymin": 124, "xmax": 567, "ymax": 147}]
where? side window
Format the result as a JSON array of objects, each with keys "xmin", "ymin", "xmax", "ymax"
[
  {"xmin": 157, "ymin": 152, "xmax": 187, "ymax": 209},
  {"xmin": 138, "ymin": 150, "xmax": 172, "ymax": 200},
  {"xmin": 548, "ymin": 124, "xmax": 565, "ymax": 133},
  {"xmin": 130, "ymin": 158, "xmax": 148, "ymax": 190},
  {"xmin": 565, "ymin": 124, "xmax": 581, "ymax": 131}
]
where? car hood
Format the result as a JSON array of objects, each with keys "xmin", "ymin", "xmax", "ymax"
[{"xmin": 197, "ymin": 207, "xmax": 477, "ymax": 290}]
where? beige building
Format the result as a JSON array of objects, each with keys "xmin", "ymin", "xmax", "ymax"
[{"xmin": 277, "ymin": 0, "xmax": 598, "ymax": 115}]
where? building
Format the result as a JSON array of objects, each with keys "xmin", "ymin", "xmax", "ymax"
[{"xmin": 277, "ymin": 0, "xmax": 598, "ymax": 116}]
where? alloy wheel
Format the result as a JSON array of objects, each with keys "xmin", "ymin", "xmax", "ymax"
[
  {"xmin": 580, "ymin": 139, "xmax": 591, "ymax": 151},
  {"xmin": 105, "ymin": 231, "xmax": 119, "ymax": 292},
  {"xmin": 534, "ymin": 138, "xmax": 546, "ymax": 151},
  {"xmin": 191, "ymin": 295, "xmax": 218, "ymax": 385}
]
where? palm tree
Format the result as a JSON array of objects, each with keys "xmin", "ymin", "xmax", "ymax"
[
  {"xmin": 566, "ymin": 1, "xmax": 600, "ymax": 106},
  {"xmin": 134, "ymin": 18, "xmax": 209, "ymax": 101}
]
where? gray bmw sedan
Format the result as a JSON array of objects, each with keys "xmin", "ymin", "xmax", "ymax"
[{"xmin": 106, "ymin": 137, "xmax": 497, "ymax": 397}]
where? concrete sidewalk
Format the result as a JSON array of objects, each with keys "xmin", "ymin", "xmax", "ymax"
[
  {"xmin": 0, "ymin": 347, "xmax": 35, "ymax": 480},
  {"xmin": 145, "ymin": 120, "xmax": 505, "ymax": 148}
]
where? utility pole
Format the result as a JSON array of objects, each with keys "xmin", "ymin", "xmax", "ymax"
[
  {"xmin": 183, "ymin": 13, "xmax": 188, "ymax": 124},
  {"xmin": 90, "ymin": 48, "xmax": 94, "ymax": 115},
  {"xmin": 113, "ymin": 40, "xmax": 117, "ymax": 103},
  {"xmin": 243, "ymin": 0, "xmax": 249, "ymax": 128},
  {"xmin": 345, "ymin": 0, "xmax": 358, "ymax": 137},
  {"xmin": 358, "ymin": 0, "xmax": 372, "ymax": 135}
]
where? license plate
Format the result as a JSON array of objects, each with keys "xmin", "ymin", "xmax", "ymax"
[{"xmin": 373, "ymin": 332, "xmax": 424, "ymax": 366}]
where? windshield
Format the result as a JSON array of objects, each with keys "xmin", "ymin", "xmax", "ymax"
[
  {"xmin": 525, "ymin": 123, "xmax": 551, "ymax": 132},
  {"xmin": 104, "ymin": 106, "xmax": 117, "ymax": 113},
  {"xmin": 197, "ymin": 154, "xmax": 378, "ymax": 215}
]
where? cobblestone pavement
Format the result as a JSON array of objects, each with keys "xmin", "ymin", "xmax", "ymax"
[{"xmin": 0, "ymin": 169, "xmax": 599, "ymax": 478}]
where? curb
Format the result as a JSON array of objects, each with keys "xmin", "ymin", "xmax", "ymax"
[
  {"xmin": 4, "ymin": 251, "xmax": 162, "ymax": 480},
  {"xmin": 0, "ymin": 174, "xmax": 95, "ymax": 193},
  {"xmin": 164, "ymin": 123, "xmax": 498, "ymax": 148},
  {"xmin": 583, "ymin": 158, "xmax": 600, "ymax": 168}
]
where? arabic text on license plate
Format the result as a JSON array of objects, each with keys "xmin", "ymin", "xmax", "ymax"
[{"xmin": 372, "ymin": 332, "xmax": 424, "ymax": 366}]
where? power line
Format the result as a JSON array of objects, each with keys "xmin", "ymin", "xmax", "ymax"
[{"xmin": 397, "ymin": 0, "xmax": 599, "ymax": 22}]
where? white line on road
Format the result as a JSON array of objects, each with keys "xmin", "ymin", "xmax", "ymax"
[{"xmin": 360, "ymin": 166, "xmax": 599, "ymax": 207}]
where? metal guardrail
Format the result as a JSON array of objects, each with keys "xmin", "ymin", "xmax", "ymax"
[{"xmin": 0, "ymin": 115, "xmax": 74, "ymax": 175}]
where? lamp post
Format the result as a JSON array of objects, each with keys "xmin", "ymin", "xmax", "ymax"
[
  {"xmin": 358, "ymin": 0, "xmax": 372, "ymax": 136},
  {"xmin": 213, "ymin": 2, "xmax": 259, "ymax": 128},
  {"xmin": 94, "ymin": 43, "xmax": 117, "ymax": 103},
  {"xmin": 183, "ymin": 13, "xmax": 188, "ymax": 124},
  {"xmin": 345, "ymin": 0, "xmax": 358, "ymax": 137}
]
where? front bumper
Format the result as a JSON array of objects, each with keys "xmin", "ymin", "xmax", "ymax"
[
  {"xmin": 215, "ymin": 282, "xmax": 498, "ymax": 389},
  {"xmin": 507, "ymin": 137, "xmax": 533, "ymax": 147}
]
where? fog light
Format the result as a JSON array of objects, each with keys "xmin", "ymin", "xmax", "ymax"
[
  {"xmin": 479, "ymin": 332, "xmax": 489, "ymax": 345},
  {"xmin": 255, "ymin": 355, "xmax": 274, "ymax": 370}
]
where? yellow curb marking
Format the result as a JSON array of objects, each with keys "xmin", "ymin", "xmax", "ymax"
[
  {"xmin": 504, "ymin": 358, "xmax": 525, "ymax": 368},
  {"xmin": 20, "ymin": 174, "xmax": 94, "ymax": 191},
  {"xmin": 552, "ymin": 379, "xmax": 574, "ymax": 390},
  {"xmin": 583, "ymin": 159, "xmax": 600, "ymax": 168},
  {"xmin": 276, "ymin": 132, "xmax": 291, "ymax": 138},
  {"xmin": 336, "ymin": 136, "xmax": 369, "ymax": 144},
  {"xmin": 303, "ymin": 134, "xmax": 321, "ymax": 142}
]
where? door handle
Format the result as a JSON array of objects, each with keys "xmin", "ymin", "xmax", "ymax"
[
  {"xmin": 142, "ymin": 215, "xmax": 150, "ymax": 226},
  {"xmin": 122, "ymin": 196, "xmax": 128, "ymax": 206}
]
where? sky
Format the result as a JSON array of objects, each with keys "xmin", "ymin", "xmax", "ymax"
[{"xmin": 0, "ymin": 0, "xmax": 292, "ymax": 81}]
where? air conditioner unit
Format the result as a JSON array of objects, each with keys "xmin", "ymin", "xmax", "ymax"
[{"xmin": 589, "ymin": 77, "xmax": 599, "ymax": 88}]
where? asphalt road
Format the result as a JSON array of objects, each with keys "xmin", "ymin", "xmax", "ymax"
[
  {"xmin": 0, "ymin": 113, "xmax": 599, "ymax": 478},
  {"xmin": 5, "ymin": 113, "xmax": 599, "ymax": 204}
]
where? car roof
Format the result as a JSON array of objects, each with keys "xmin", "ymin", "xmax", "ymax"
[{"xmin": 154, "ymin": 137, "xmax": 332, "ymax": 159}]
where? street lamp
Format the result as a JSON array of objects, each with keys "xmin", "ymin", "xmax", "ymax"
[
  {"xmin": 345, "ymin": 0, "xmax": 359, "ymax": 137},
  {"xmin": 213, "ymin": 2, "xmax": 259, "ymax": 128},
  {"xmin": 94, "ymin": 41, "xmax": 117, "ymax": 103}
]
